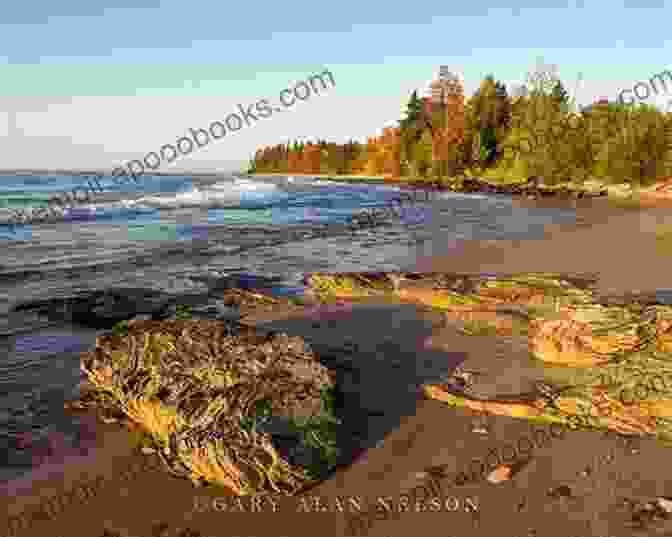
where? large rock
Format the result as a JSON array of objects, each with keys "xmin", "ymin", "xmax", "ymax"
[
  {"xmin": 79, "ymin": 319, "xmax": 338, "ymax": 493},
  {"xmin": 12, "ymin": 288, "xmax": 176, "ymax": 328},
  {"xmin": 11, "ymin": 288, "xmax": 244, "ymax": 329}
]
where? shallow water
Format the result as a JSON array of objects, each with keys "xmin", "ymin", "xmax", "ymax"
[{"xmin": 0, "ymin": 172, "xmax": 586, "ymax": 483}]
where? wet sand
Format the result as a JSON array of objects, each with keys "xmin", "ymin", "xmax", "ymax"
[
  {"xmin": 4, "ymin": 198, "xmax": 672, "ymax": 537},
  {"xmin": 416, "ymin": 197, "xmax": 672, "ymax": 298}
]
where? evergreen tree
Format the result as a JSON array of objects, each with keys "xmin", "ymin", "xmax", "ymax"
[
  {"xmin": 246, "ymin": 156, "xmax": 256, "ymax": 173},
  {"xmin": 480, "ymin": 125, "xmax": 498, "ymax": 165},
  {"xmin": 469, "ymin": 75, "xmax": 498, "ymax": 129},
  {"xmin": 466, "ymin": 76, "xmax": 512, "ymax": 167},
  {"xmin": 551, "ymin": 80, "xmax": 570, "ymax": 109},
  {"xmin": 412, "ymin": 129, "xmax": 434, "ymax": 177},
  {"xmin": 494, "ymin": 80, "xmax": 513, "ymax": 131},
  {"xmin": 399, "ymin": 90, "xmax": 424, "ymax": 130}
]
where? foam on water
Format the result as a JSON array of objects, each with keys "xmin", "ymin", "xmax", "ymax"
[{"xmin": 128, "ymin": 180, "xmax": 281, "ymax": 209}]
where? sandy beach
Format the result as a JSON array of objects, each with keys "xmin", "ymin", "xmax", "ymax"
[
  {"xmin": 413, "ymin": 197, "xmax": 672, "ymax": 298},
  {"xmin": 4, "ymin": 197, "xmax": 672, "ymax": 537}
]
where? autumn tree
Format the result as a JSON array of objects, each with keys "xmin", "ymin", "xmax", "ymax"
[
  {"xmin": 323, "ymin": 143, "xmax": 346, "ymax": 174},
  {"xmin": 346, "ymin": 140, "xmax": 367, "ymax": 175},
  {"xmin": 302, "ymin": 142, "xmax": 322, "ymax": 174}
]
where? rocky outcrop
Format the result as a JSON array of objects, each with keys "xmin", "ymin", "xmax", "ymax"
[
  {"xmin": 78, "ymin": 319, "xmax": 338, "ymax": 494},
  {"xmin": 453, "ymin": 177, "xmax": 608, "ymax": 198},
  {"xmin": 389, "ymin": 176, "xmax": 609, "ymax": 198},
  {"xmin": 9, "ymin": 284, "xmax": 267, "ymax": 329}
]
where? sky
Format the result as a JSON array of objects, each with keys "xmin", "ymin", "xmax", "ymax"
[{"xmin": 0, "ymin": 0, "xmax": 670, "ymax": 173}]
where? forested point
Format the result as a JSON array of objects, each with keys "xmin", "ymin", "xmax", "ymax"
[{"xmin": 250, "ymin": 72, "xmax": 672, "ymax": 189}]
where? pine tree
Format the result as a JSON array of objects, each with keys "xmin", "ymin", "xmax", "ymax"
[
  {"xmin": 412, "ymin": 129, "xmax": 434, "ymax": 177},
  {"xmin": 469, "ymin": 75, "xmax": 499, "ymax": 130},
  {"xmin": 246, "ymin": 156, "xmax": 256, "ymax": 173},
  {"xmin": 494, "ymin": 80, "xmax": 513, "ymax": 135},
  {"xmin": 399, "ymin": 90, "xmax": 424, "ymax": 130},
  {"xmin": 480, "ymin": 125, "xmax": 498, "ymax": 165},
  {"xmin": 466, "ymin": 76, "xmax": 511, "ymax": 167},
  {"xmin": 551, "ymin": 80, "xmax": 570, "ymax": 109}
]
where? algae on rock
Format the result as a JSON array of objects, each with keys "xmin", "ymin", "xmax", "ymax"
[
  {"xmin": 78, "ymin": 318, "xmax": 339, "ymax": 496},
  {"xmin": 423, "ymin": 277, "xmax": 672, "ymax": 442}
]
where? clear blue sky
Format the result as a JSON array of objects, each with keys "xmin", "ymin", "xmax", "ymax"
[{"xmin": 0, "ymin": 0, "xmax": 670, "ymax": 171}]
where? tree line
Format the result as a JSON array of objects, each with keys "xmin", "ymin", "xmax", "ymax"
[{"xmin": 250, "ymin": 67, "xmax": 672, "ymax": 187}]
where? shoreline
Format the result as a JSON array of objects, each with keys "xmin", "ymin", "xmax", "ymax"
[
  {"xmin": 249, "ymin": 172, "xmax": 672, "ymax": 205},
  {"xmin": 412, "ymin": 203, "xmax": 672, "ymax": 298}
]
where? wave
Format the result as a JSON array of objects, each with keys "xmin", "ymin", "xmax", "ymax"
[
  {"xmin": 127, "ymin": 180, "xmax": 282, "ymax": 210},
  {"xmin": 311, "ymin": 179, "xmax": 343, "ymax": 186},
  {"xmin": 0, "ymin": 178, "xmax": 285, "ymax": 226}
]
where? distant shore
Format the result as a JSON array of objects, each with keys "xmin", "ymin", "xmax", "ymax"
[
  {"xmin": 248, "ymin": 172, "xmax": 672, "ymax": 207},
  {"xmin": 248, "ymin": 171, "xmax": 610, "ymax": 196},
  {"xmin": 248, "ymin": 172, "xmax": 391, "ymax": 182}
]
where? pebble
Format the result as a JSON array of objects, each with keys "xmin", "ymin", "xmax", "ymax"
[
  {"xmin": 547, "ymin": 485, "xmax": 572, "ymax": 498},
  {"xmin": 487, "ymin": 465, "xmax": 512, "ymax": 483}
]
